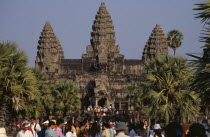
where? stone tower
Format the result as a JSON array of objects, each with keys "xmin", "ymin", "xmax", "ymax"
[
  {"xmin": 35, "ymin": 22, "xmax": 64, "ymax": 73},
  {"xmin": 142, "ymin": 24, "xmax": 168, "ymax": 60},
  {"xmin": 82, "ymin": 2, "xmax": 124, "ymax": 72}
]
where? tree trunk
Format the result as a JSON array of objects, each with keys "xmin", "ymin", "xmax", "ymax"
[
  {"xmin": 137, "ymin": 110, "xmax": 140, "ymax": 123},
  {"xmin": 205, "ymin": 107, "xmax": 209, "ymax": 120},
  {"xmin": 173, "ymin": 49, "xmax": 176, "ymax": 56},
  {"xmin": 165, "ymin": 115, "xmax": 169, "ymax": 125},
  {"xmin": 0, "ymin": 101, "xmax": 16, "ymax": 136},
  {"xmin": 0, "ymin": 101, "xmax": 7, "ymax": 127}
]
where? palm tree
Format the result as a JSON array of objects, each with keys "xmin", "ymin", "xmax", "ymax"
[
  {"xmin": 127, "ymin": 82, "xmax": 145, "ymax": 121},
  {"xmin": 0, "ymin": 42, "xmax": 38, "ymax": 131},
  {"xmin": 24, "ymin": 68, "xmax": 54, "ymax": 119},
  {"xmin": 167, "ymin": 30, "xmax": 183, "ymax": 56},
  {"xmin": 187, "ymin": 1, "xmax": 210, "ymax": 117},
  {"xmin": 129, "ymin": 55, "xmax": 200, "ymax": 124},
  {"xmin": 194, "ymin": 0, "xmax": 210, "ymax": 23},
  {"xmin": 127, "ymin": 82, "xmax": 143, "ymax": 109},
  {"xmin": 51, "ymin": 79, "xmax": 81, "ymax": 117}
]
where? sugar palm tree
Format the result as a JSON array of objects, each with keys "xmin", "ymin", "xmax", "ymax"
[
  {"xmin": 187, "ymin": 1, "xmax": 210, "ymax": 117},
  {"xmin": 127, "ymin": 82, "xmax": 144, "ymax": 110},
  {"xmin": 0, "ymin": 42, "xmax": 38, "ymax": 129},
  {"xmin": 24, "ymin": 68, "xmax": 54, "ymax": 119},
  {"xmin": 129, "ymin": 55, "xmax": 200, "ymax": 124},
  {"xmin": 127, "ymin": 82, "xmax": 146, "ymax": 121},
  {"xmin": 51, "ymin": 79, "xmax": 81, "ymax": 117},
  {"xmin": 167, "ymin": 30, "xmax": 183, "ymax": 56},
  {"xmin": 194, "ymin": 0, "xmax": 210, "ymax": 23}
]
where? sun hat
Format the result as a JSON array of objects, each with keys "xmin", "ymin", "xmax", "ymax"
[
  {"xmin": 115, "ymin": 122, "xmax": 128, "ymax": 131},
  {"xmin": 22, "ymin": 122, "xmax": 30, "ymax": 127},
  {"xmin": 42, "ymin": 120, "xmax": 49, "ymax": 125},
  {"xmin": 51, "ymin": 120, "xmax": 56, "ymax": 124},
  {"xmin": 154, "ymin": 124, "xmax": 161, "ymax": 129}
]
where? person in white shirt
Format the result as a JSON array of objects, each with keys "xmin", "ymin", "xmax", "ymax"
[
  {"xmin": 66, "ymin": 124, "xmax": 77, "ymax": 137},
  {"xmin": 17, "ymin": 122, "xmax": 33, "ymax": 137},
  {"xmin": 31, "ymin": 116, "xmax": 41, "ymax": 137}
]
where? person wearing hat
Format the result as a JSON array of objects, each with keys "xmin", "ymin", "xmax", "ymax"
[
  {"xmin": 115, "ymin": 122, "xmax": 129, "ymax": 137},
  {"xmin": 45, "ymin": 121, "xmax": 58, "ymax": 137},
  {"xmin": 149, "ymin": 124, "xmax": 164, "ymax": 137},
  {"xmin": 38, "ymin": 120, "xmax": 49, "ymax": 137},
  {"xmin": 17, "ymin": 122, "xmax": 33, "ymax": 137}
]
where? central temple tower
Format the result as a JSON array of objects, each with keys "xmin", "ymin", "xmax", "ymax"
[{"xmin": 82, "ymin": 2, "xmax": 124, "ymax": 73}]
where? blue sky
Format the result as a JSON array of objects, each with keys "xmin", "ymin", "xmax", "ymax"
[{"xmin": 0, "ymin": 0, "xmax": 204, "ymax": 66}]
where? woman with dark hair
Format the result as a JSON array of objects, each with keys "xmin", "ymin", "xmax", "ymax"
[
  {"xmin": 74, "ymin": 121, "xmax": 80, "ymax": 137},
  {"xmin": 137, "ymin": 122, "xmax": 146, "ymax": 136},
  {"xmin": 88, "ymin": 122, "xmax": 101, "ymax": 137},
  {"xmin": 153, "ymin": 129, "xmax": 163, "ymax": 137},
  {"xmin": 66, "ymin": 124, "xmax": 77, "ymax": 137},
  {"xmin": 187, "ymin": 123, "xmax": 207, "ymax": 137},
  {"xmin": 55, "ymin": 119, "xmax": 64, "ymax": 137},
  {"xmin": 164, "ymin": 122, "xmax": 182, "ymax": 137},
  {"xmin": 45, "ymin": 121, "xmax": 58, "ymax": 137}
]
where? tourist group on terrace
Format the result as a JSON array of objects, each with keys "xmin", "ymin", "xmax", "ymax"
[{"xmin": 9, "ymin": 116, "xmax": 210, "ymax": 137}]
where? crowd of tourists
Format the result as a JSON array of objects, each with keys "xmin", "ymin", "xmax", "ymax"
[
  {"xmin": 87, "ymin": 105, "xmax": 117, "ymax": 117},
  {"xmin": 14, "ymin": 116, "xmax": 210, "ymax": 137}
]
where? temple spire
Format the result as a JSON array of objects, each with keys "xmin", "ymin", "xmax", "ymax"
[
  {"xmin": 38, "ymin": 22, "xmax": 63, "ymax": 52},
  {"xmin": 82, "ymin": 3, "xmax": 123, "ymax": 72},
  {"xmin": 35, "ymin": 21, "xmax": 64, "ymax": 73},
  {"xmin": 90, "ymin": 2, "xmax": 116, "ymax": 49},
  {"xmin": 142, "ymin": 24, "xmax": 168, "ymax": 60}
]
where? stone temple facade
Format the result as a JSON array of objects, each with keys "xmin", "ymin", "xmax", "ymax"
[{"xmin": 35, "ymin": 3, "xmax": 168, "ymax": 110}]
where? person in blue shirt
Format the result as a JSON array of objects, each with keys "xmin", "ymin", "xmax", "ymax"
[{"xmin": 45, "ymin": 121, "xmax": 58, "ymax": 137}]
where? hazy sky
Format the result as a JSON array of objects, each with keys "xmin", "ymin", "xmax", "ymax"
[{"xmin": 0, "ymin": 0, "xmax": 205, "ymax": 66}]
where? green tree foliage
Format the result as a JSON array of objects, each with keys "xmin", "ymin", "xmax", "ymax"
[
  {"xmin": 167, "ymin": 30, "xmax": 183, "ymax": 56},
  {"xmin": 127, "ymin": 82, "xmax": 144, "ymax": 110},
  {"xmin": 51, "ymin": 79, "xmax": 81, "ymax": 117},
  {"xmin": 188, "ymin": 1, "xmax": 210, "ymax": 115},
  {"xmin": 0, "ymin": 42, "xmax": 38, "ymax": 127},
  {"xmin": 127, "ymin": 55, "xmax": 200, "ymax": 123},
  {"xmin": 194, "ymin": 0, "xmax": 210, "ymax": 23},
  {"xmin": 24, "ymin": 68, "xmax": 54, "ymax": 118},
  {"xmin": 0, "ymin": 41, "xmax": 82, "ymax": 131}
]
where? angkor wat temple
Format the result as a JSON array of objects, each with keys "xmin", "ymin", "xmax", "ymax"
[{"xmin": 35, "ymin": 3, "xmax": 168, "ymax": 110}]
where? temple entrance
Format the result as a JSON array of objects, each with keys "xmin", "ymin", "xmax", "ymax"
[
  {"xmin": 121, "ymin": 102, "xmax": 128, "ymax": 110},
  {"xmin": 98, "ymin": 98, "xmax": 107, "ymax": 107}
]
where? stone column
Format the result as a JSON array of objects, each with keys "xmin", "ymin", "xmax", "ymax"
[{"xmin": 106, "ymin": 98, "xmax": 109, "ymax": 106}]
